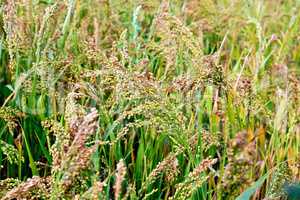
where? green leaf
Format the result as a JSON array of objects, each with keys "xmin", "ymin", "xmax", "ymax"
[
  {"xmin": 236, "ymin": 172, "xmax": 270, "ymax": 200},
  {"xmin": 5, "ymin": 84, "xmax": 14, "ymax": 92},
  {"xmin": 22, "ymin": 129, "xmax": 39, "ymax": 176}
]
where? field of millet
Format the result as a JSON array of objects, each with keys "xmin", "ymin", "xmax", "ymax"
[{"xmin": 0, "ymin": 0, "xmax": 299, "ymax": 199}]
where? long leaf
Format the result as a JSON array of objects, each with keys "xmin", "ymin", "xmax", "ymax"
[{"xmin": 236, "ymin": 172, "xmax": 270, "ymax": 200}]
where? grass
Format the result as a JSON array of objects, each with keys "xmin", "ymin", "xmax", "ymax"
[{"xmin": 0, "ymin": 0, "xmax": 299, "ymax": 199}]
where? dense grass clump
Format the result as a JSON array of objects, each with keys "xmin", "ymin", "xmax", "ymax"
[{"xmin": 0, "ymin": 0, "xmax": 299, "ymax": 199}]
